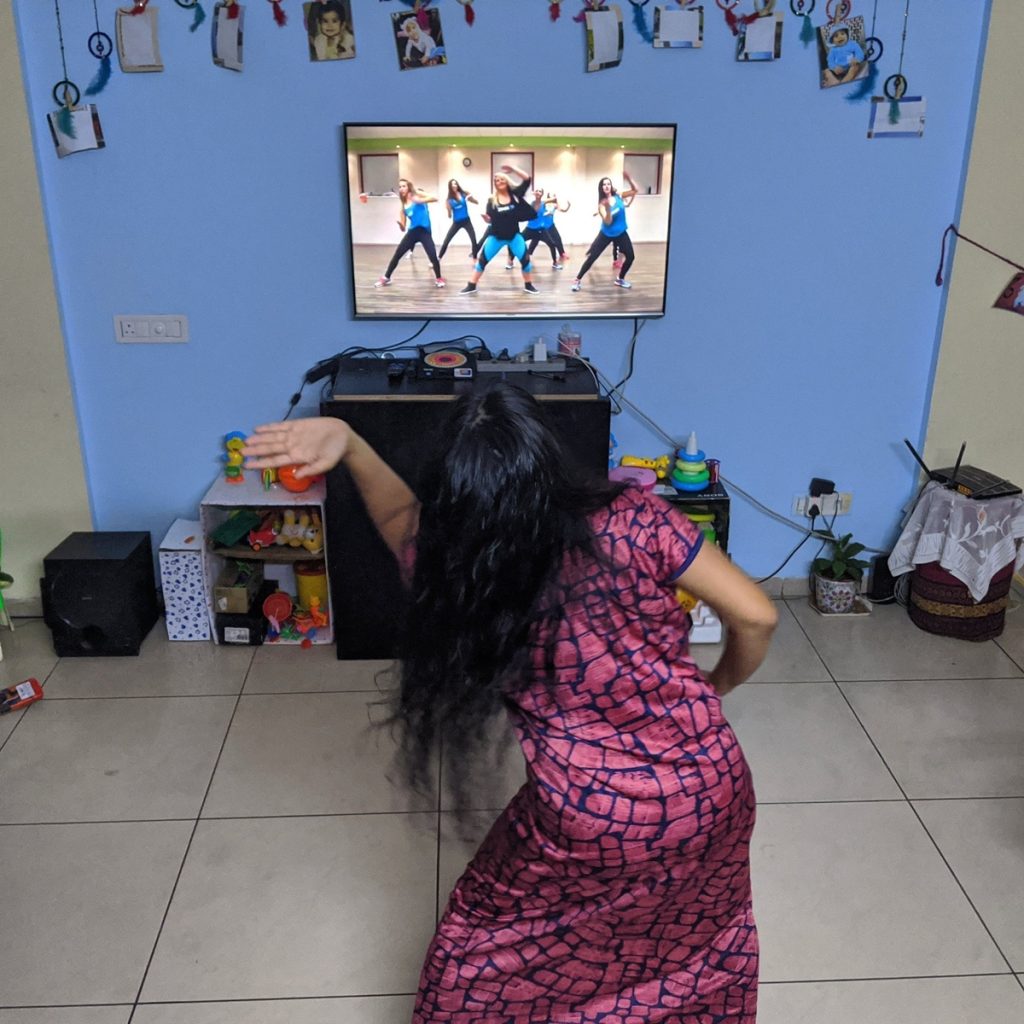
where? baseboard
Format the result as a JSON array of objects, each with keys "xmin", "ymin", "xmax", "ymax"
[{"xmin": 6, "ymin": 596, "xmax": 43, "ymax": 618}]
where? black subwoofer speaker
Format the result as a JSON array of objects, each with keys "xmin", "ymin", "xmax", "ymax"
[{"xmin": 41, "ymin": 532, "xmax": 159, "ymax": 656}]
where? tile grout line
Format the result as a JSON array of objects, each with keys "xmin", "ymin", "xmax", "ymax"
[
  {"xmin": 124, "ymin": 653, "xmax": 256, "ymax": 1024},
  {"xmin": 830, "ymin": 680, "xmax": 1022, "ymax": 980}
]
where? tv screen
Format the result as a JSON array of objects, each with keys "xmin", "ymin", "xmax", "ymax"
[{"xmin": 344, "ymin": 123, "xmax": 677, "ymax": 321}]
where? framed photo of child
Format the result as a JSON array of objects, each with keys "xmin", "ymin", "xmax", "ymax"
[
  {"xmin": 392, "ymin": 8, "xmax": 446, "ymax": 70},
  {"xmin": 304, "ymin": 0, "xmax": 356, "ymax": 62},
  {"xmin": 818, "ymin": 17, "xmax": 869, "ymax": 89}
]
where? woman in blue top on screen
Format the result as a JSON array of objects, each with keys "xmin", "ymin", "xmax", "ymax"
[
  {"xmin": 437, "ymin": 179, "xmax": 480, "ymax": 261},
  {"xmin": 571, "ymin": 173, "xmax": 639, "ymax": 292},
  {"xmin": 460, "ymin": 166, "xmax": 542, "ymax": 295},
  {"xmin": 522, "ymin": 189, "xmax": 563, "ymax": 270},
  {"xmin": 541, "ymin": 192, "xmax": 571, "ymax": 267},
  {"xmin": 374, "ymin": 179, "xmax": 445, "ymax": 290}
]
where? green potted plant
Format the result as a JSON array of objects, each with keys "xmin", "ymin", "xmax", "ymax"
[{"xmin": 812, "ymin": 532, "xmax": 870, "ymax": 614}]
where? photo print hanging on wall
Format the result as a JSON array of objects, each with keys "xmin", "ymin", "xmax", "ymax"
[
  {"xmin": 867, "ymin": 0, "xmax": 923, "ymax": 138},
  {"xmin": 736, "ymin": 0, "xmax": 782, "ymax": 61},
  {"xmin": 392, "ymin": 6, "xmax": 446, "ymax": 69},
  {"xmin": 305, "ymin": 0, "xmax": 356, "ymax": 60},
  {"xmin": 116, "ymin": 1, "xmax": 164, "ymax": 72},
  {"xmin": 49, "ymin": 0, "xmax": 106, "ymax": 158},
  {"xmin": 212, "ymin": 2, "xmax": 244, "ymax": 70},
  {"xmin": 653, "ymin": 3, "xmax": 704, "ymax": 48},
  {"xmin": 585, "ymin": 4, "xmax": 624, "ymax": 72},
  {"xmin": 818, "ymin": 15, "xmax": 868, "ymax": 87}
]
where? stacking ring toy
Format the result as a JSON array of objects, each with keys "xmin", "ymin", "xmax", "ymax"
[
  {"xmin": 672, "ymin": 468, "xmax": 710, "ymax": 485},
  {"xmin": 609, "ymin": 466, "xmax": 657, "ymax": 490},
  {"xmin": 676, "ymin": 447, "xmax": 706, "ymax": 463},
  {"xmin": 672, "ymin": 478, "xmax": 710, "ymax": 492},
  {"xmin": 674, "ymin": 459, "xmax": 707, "ymax": 475}
]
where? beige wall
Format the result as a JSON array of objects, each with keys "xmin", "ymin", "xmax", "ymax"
[
  {"xmin": 925, "ymin": 0, "xmax": 1024, "ymax": 480},
  {"xmin": 0, "ymin": 3, "xmax": 92, "ymax": 612}
]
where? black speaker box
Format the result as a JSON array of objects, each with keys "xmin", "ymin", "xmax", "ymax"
[{"xmin": 41, "ymin": 532, "xmax": 160, "ymax": 656}]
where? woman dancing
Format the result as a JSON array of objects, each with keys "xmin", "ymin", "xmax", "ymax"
[
  {"xmin": 460, "ymin": 165, "xmax": 542, "ymax": 295},
  {"xmin": 242, "ymin": 381, "xmax": 775, "ymax": 1024},
  {"xmin": 522, "ymin": 189, "xmax": 562, "ymax": 270},
  {"xmin": 437, "ymin": 179, "xmax": 479, "ymax": 261},
  {"xmin": 374, "ymin": 178, "xmax": 445, "ymax": 289},
  {"xmin": 571, "ymin": 172, "xmax": 639, "ymax": 292}
]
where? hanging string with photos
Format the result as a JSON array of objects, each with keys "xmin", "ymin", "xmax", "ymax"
[
  {"xmin": 846, "ymin": 0, "xmax": 881, "ymax": 101},
  {"xmin": 173, "ymin": 0, "xmax": 208, "ymax": 32},
  {"xmin": 628, "ymin": 0, "xmax": 655, "ymax": 43},
  {"xmin": 51, "ymin": 0, "xmax": 78, "ymax": 137},
  {"xmin": 84, "ymin": 0, "xmax": 113, "ymax": 95},
  {"xmin": 714, "ymin": 0, "xmax": 759, "ymax": 37},
  {"xmin": 789, "ymin": 0, "xmax": 814, "ymax": 47},
  {"xmin": 885, "ymin": 0, "xmax": 911, "ymax": 123}
]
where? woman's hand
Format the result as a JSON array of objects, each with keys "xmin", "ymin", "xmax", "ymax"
[{"xmin": 243, "ymin": 418, "xmax": 354, "ymax": 478}]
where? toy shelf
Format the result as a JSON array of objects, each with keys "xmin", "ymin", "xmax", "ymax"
[{"xmin": 199, "ymin": 473, "xmax": 333, "ymax": 646}]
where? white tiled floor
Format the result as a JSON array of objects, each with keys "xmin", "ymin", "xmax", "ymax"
[{"xmin": 1, "ymin": 603, "xmax": 1023, "ymax": 1021}]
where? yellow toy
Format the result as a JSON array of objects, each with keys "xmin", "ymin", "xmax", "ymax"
[
  {"xmin": 223, "ymin": 432, "xmax": 246, "ymax": 484},
  {"xmin": 675, "ymin": 586, "xmax": 699, "ymax": 614},
  {"xmin": 276, "ymin": 509, "xmax": 307, "ymax": 547},
  {"xmin": 301, "ymin": 511, "xmax": 324, "ymax": 554},
  {"xmin": 620, "ymin": 454, "xmax": 672, "ymax": 480}
]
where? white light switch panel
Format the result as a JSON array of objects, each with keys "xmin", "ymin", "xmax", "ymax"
[{"xmin": 115, "ymin": 315, "xmax": 189, "ymax": 343}]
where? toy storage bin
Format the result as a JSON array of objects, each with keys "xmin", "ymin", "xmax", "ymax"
[{"xmin": 159, "ymin": 520, "xmax": 211, "ymax": 641}]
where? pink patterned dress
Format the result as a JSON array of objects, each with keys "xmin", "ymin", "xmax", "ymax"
[{"xmin": 413, "ymin": 489, "xmax": 758, "ymax": 1023}]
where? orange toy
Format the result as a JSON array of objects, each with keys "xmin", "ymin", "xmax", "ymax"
[{"xmin": 278, "ymin": 464, "xmax": 321, "ymax": 493}]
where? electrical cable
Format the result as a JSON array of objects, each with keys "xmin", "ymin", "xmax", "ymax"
[
  {"xmin": 612, "ymin": 318, "xmax": 648, "ymax": 394},
  {"xmin": 756, "ymin": 514, "xmax": 818, "ymax": 584}
]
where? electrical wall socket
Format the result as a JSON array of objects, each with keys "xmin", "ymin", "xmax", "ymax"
[
  {"xmin": 115, "ymin": 315, "xmax": 189, "ymax": 343},
  {"xmin": 792, "ymin": 492, "xmax": 853, "ymax": 517}
]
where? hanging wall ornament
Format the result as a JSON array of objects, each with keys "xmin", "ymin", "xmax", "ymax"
[
  {"xmin": 84, "ymin": 0, "xmax": 113, "ymax": 95},
  {"xmin": 817, "ymin": 3, "xmax": 869, "ymax": 90},
  {"xmin": 51, "ymin": 0, "xmax": 77, "ymax": 138},
  {"xmin": 653, "ymin": 1, "xmax": 704, "ymax": 49},
  {"xmin": 574, "ymin": 1, "xmax": 602, "ymax": 25},
  {"xmin": 456, "ymin": 0, "xmax": 475, "ymax": 25},
  {"xmin": 883, "ymin": 0, "xmax": 911, "ymax": 123},
  {"xmin": 628, "ymin": 0, "xmax": 655, "ymax": 42},
  {"xmin": 550, "ymin": 1, "xmax": 561, "ymax": 21},
  {"xmin": 398, "ymin": 0, "xmax": 433, "ymax": 31},
  {"xmin": 174, "ymin": 0, "xmax": 208, "ymax": 32},
  {"xmin": 844, "ymin": 0, "xmax": 879, "ymax": 100},
  {"xmin": 788, "ymin": 0, "xmax": 814, "ymax": 47},
  {"xmin": 714, "ymin": 0, "xmax": 758, "ymax": 37},
  {"xmin": 266, "ymin": 0, "xmax": 286, "ymax": 26}
]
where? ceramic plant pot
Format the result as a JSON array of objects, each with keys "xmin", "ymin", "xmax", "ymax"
[{"xmin": 814, "ymin": 573, "xmax": 859, "ymax": 614}]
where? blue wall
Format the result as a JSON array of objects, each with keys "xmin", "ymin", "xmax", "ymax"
[{"xmin": 14, "ymin": 0, "xmax": 989, "ymax": 576}]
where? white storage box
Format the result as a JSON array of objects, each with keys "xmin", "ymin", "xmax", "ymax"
[{"xmin": 159, "ymin": 519, "xmax": 211, "ymax": 641}]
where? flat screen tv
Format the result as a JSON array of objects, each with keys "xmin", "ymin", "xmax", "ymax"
[{"xmin": 343, "ymin": 123, "xmax": 677, "ymax": 321}]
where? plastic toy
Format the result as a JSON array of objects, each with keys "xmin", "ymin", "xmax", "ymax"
[
  {"xmin": 262, "ymin": 590, "xmax": 293, "ymax": 640},
  {"xmin": 247, "ymin": 512, "xmax": 280, "ymax": 551},
  {"xmin": 671, "ymin": 432, "xmax": 713, "ymax": 492},
  {"xmin": 223, "ymin": 431, "xmax": 246, "ymax": 484},
  {"xmin": 1, "ymin": 678, "xmax": 43, "ymax": 714},
  {"xmin": 210, "ymin": 509, "xmax": 263, "ymax": 548},
  {"xmin": 278, "ymin": 464, "xmax": 321, "ymax": 493},
  {"xmin": 275, "ymin": 509, "xmax": 308, "ymax": 547},
  {"xmin": 609, "ymin": 466, "xmax": 657, "ymax": 490},
  {"xmin": 301, "ymin": 511, "xmax": 324, "ymax": 554},
  {"xmin": 620, "ymin": 454, "xmax": 672, "ymax": 479},
  {"xmin": 261, "ymin": 468, "xmax": 277, "ymax": 491}
]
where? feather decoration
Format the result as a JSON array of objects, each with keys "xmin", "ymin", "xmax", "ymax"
[
  {"xmin": 272, "ymin": 0, "xmax": 286, "ymax": 26},
  {"xmin": 464, "ymin": 2, "xmax": 474, "ymax": 25},
  {"xmin": 85, "ymin": 53, "xmax": 111, "ymax": 95},
  {"xmin": 228, "ymin": 2, "xmax": 240, "ymax": 19},
  {"xmin": 550, "ymin": 1, "xmax": 561, "ymax": 20},
  {"xmin": 574, "ymin": 1, "xmax": 599, "ymax": 24},
  {"xmin": 724, "ymin": 8, "xmax": 758, "ymax": 36},
  {"xmin": 888, "ymin": 98, "xmax": 901, "ymax": 124},
  {"xmin": 845, "ymin": 59, "xmax": 877, "ymax": 102},
  {"xmin": 799, "ymin": 12, "xmax": 814, "ymax": 45},
  {"xmin": 630, "ymin": 0, "xmax": 653, "ymax": 42},
  {"xmin": 190, "ymin": 1, "xmax": 207, "ymax": 31},
  {"xmin": 56, "ymin": 104, "xmax": 76, "ymax": 139}
]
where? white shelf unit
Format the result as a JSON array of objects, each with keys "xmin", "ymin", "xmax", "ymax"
[{"xmin": 199, "ymin": 473, "xmax": 334, "ymax": 646}]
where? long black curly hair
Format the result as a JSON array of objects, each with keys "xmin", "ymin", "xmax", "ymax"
[{"xmin": 384, "ymin": 382, "xmax": 624, "ymax": 809}]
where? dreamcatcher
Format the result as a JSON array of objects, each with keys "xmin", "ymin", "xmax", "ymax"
[
  {"xmin": 84, "ymin": 0, "xmax": 113, "ymax": 95},
  {"xmin": 173, "ymin": 0, "xmax": 208, "ymax": 32}
]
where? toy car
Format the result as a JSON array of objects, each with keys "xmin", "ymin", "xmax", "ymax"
[{"xmin": 248, "ymin": 512, "xmax": 280, "ymax": 551}]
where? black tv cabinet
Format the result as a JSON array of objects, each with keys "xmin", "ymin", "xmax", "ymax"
[{"xmin": 321, "ymin": 360, "xmax": 611, "ymax": 660}]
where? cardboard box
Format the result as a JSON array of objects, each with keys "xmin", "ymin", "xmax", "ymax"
[
  {"xmin": 159, "ymin": 519, "xmax": 211, "ymax": 641},
  {"xmin": 214, "ymin": 561, "xmax": 264, "ymax": 614},
  {"xmin": 215, "ymin": 581, "xmax": 276, "ymax": 645}
]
